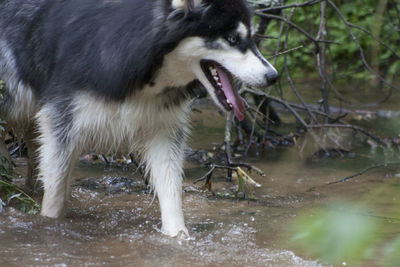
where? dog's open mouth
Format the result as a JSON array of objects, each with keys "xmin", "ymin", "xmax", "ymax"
[{"xmin": 200, "ymin": 60, "xmax": 245, "ymax": 121}]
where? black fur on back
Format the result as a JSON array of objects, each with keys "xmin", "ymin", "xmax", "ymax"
[{"xmin": 0, "ymin": 0, "xmax": 252, "ymax": 101}]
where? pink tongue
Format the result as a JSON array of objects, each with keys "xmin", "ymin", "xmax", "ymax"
[{"xmin": 215, "ymin": 65, "xmax": 245, "ymax": 121}]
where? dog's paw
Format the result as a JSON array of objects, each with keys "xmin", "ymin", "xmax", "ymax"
[{"xmin": 162, "ymin": 225, "xmax": 189, "ymax": 238}]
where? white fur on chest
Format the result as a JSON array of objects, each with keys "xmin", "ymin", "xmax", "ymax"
[{"xmin": 71, "ymin": 92, "xmax": 191, "ymax": 155}]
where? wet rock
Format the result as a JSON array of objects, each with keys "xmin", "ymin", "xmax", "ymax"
[
  {"xmin": 75, "ymin": 176, "xmax": 138, "ymax": 194},
  {"xmin": 75, "ymin": 177, "xmax": 100, "ymax": 190},
  {"xmin": 185, "ymin": 149, "xmax": 212, "ymax": 164},
  {"xmin": 103, "ymin": 176, "xmax": 134, "ymax": 194}
]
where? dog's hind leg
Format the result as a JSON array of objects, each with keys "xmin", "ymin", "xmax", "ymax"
[
  {"xmin": 36, "ymin": 105, "xmax": 79, "ymax": 218},
  {"xmin": 0, "ymin": 135, "xmax": 12, "ymax": 169},
  {"xmin": 24, "ymin": 122, "xmax": 40, "ymax": 193},
  {"xmin": 143, "ymin": 124, "xmax": 189, "ymax": 237}
]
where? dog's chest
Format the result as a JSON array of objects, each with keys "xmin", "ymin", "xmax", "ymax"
[{"xmin": 71, "ymin": 91, "xmax": 191, "ymax": 153}]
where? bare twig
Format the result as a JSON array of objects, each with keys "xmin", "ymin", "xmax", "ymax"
[
  {"xmin": 224, "ymin": 112, "xmax": 234, "ymax": 181},
  {"xmin": 254, "ymin": 13, "xmax": 340, "ymax": 45},
  {"xmin": 258, "ymin": 0, "xmax": 324, "ymax": 13},
  {"xmin": 244, "ymin": 97, "xmax": 266, "ymax": 155},
  {"xmin": 328, "ymin": 162, "xmax": 400, "ymax": 185},
  {"xmin": 254, "ymin": 34, "xmax": 278, "ymax": 40},
  {"xmin": 266, "ymin": 45, "xmax": 304, "ymax": 60},
  {"xmin": 193, "ymin": 161, "xmax": 265, "ymax": 184},
  {"xmin": 306, "ymin": 162, "xmax": 400, "ymax": 193},
  {"xmin": 193, "ymin": 164, "xmax": 238, "ymax": 184}
]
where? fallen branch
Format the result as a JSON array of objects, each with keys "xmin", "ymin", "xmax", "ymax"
[{"xmin": 242, "ymin": 88, "xmax": 387, "ymax": 149}]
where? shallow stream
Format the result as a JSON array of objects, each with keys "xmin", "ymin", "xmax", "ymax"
[{"xmin": 1, "ymin": 107, "xmax": 399, "ymax": 266}]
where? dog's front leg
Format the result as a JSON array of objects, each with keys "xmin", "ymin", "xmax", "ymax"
[
  {"xmin": 144, "ymin": 131, "xmax": 188, "ymax": 237},
  {"xmin": 36, "ymin": 106, "xmax": 79, "ymax": 218}
]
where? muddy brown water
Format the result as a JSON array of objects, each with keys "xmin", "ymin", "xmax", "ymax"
[{"xmin": 1, "ymin": 108, "xmax": 399, "ymax": 266}]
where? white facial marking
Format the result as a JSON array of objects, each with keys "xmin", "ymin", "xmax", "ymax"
[
  {"xmin": 171, "ymin": 0, "xmax": 202, "ymax": 10},
  {"xmin": 251, "ymin": 25, "xmax": 256, "ymax": 36},
  {"xmin": 237, "ymin": 22, "xmax": 248, "ymax": 39},
  {"xmin": 171, "ymin": 0, "xmax": 184, "ymax": 9}
]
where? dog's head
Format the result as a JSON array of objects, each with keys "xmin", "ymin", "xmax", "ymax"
[{"xmin": 166, "ymin": 0, "xmax": 278, "ymax": 121}]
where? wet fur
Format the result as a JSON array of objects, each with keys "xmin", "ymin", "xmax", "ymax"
[{"xmin": 0, "ymin": 0, "xmax": 277, "ymax": 237}]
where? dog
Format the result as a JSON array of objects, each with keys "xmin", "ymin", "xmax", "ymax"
[{"xmin": 0, "ymin": 0, "xmax": 278, "ymax": 237}]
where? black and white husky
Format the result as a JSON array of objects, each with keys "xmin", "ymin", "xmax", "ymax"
[{"xmin": 0, "ymin": 0, "xmax": 278, "ymax": 236}]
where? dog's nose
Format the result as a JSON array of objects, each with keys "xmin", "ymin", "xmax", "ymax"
[{"xmin": 266, "ymin": 70, "xmax": 279, "ymax": 85}]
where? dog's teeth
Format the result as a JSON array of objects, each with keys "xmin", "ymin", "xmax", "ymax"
[
  {"xmin": 227, "ymin": 99, "xmax": 231, "ymax": 104},
  {"xmin": 217, "ymin": 82, "xmax": 222, "ymax": 86}
]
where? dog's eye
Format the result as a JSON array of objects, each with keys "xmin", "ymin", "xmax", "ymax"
[{"xmin": 226, "ymin": 34, "xmax": 239, "ymax": 45}]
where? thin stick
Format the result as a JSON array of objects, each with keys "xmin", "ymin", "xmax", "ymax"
[
  {"xmin": 258, "ymin": 0, "xmax": 324, "ymax": 13},
  {"xmin": 328, "ymin": 162, "xmax": 400, "ymax": 185},
  {"xmin": 254, "ymin": 13, "xmax": 340, "ymax": 45},
  {"xmin": 194, "ymin": 164, "xmax": 238, "ymax": 184},
  {"xmin": 266, "ymin": 45, "xmax": 304, "ymax": 60},
  {"xmin": 224, "ymin": 112, "xmax": 234, "ymax": 181},
  {"xmin": 244, "ymin": 97, "xmax": 266, "ymax": 155}
]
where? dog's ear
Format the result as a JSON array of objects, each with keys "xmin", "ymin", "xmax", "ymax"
[{"xmin": 171, "ymin": 0, "xmax": 202, "ymax": 13}]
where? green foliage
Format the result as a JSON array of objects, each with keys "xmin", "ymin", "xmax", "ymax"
[
  {"xmin": 287, "ymin": 201, "xmax": 400, "ymax": 266},
  {"xmin": 0, "ymin": 84, "xmax": 40, "ymax": 214},
  {"xmin": 383, "ymin": 236, "xmax": 400, "ymax": 266},
  {"xmin": 0, "ymin": 149, "xmax": 40, "ymax": 214},
  {"xmin": 0, "ymin": 178, "xmax": 40, "ymax": 214},
  {"xmin": 259, "ymin": 0, "xmax": 400, "ymax": 83}
]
